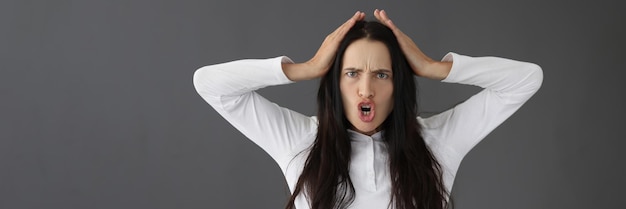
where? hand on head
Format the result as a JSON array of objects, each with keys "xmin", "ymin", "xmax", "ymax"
[
  {"xmin": 304, "ymin": 11, "xmax": 366, "ymax": 79},
  {"xmin": 282, "ymin": 11, "xmax": 364, "ymax": 81},
  {"xmin": 283, "ymin": 10, "xmax": 449, "ymax": 81}
]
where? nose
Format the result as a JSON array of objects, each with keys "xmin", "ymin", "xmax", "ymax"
[{"xmin": 358, "ymin": 77, "xmax": 374, "ymax": 99}]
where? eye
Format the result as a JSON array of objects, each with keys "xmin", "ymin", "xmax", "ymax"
[
  {"xmin": 376, "ymin": 72, "xmax": 389, "ymax": 79},
  {"xmin": 346, "ymin": 71, "xmax": 358, "ymax": 78}
]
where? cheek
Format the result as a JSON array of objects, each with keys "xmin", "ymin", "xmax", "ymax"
[
  {"xmin": 339, "ymin": 83, "xmax": 347, "ymax": 101},
  {"xmin": 339, "ymin": 80, "xmax": 355, "ymax": 99}
]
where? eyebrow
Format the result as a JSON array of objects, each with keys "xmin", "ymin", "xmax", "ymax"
[{"xmin": 342, "ymin": 68, "xmax": 392, "ymax": 73}]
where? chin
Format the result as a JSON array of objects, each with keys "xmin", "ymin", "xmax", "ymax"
[{"xmin": 353, "ymin": 124, "xmax": 381, "ymax": 135}]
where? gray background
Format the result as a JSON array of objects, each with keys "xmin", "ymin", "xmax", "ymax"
[{"xmin": 1, "ymin": 0, "xmax": 624, "ymax": 208}]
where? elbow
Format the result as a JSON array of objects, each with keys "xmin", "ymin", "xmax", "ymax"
[
  {"xmin": 193, "ymin": 65, "xmax": 215, "ymax": 97},
  {"xmin": 528, "ymin": 63, "xmax": 544, "ymax": 93},
  {"xmin": 192, "ymin": 66, "xmax": 205, "ymax": 90}
]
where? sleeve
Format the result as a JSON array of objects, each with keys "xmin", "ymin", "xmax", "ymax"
[
  {"xmin": 192, "ymin": 56, "xmax": 318, "ymax": 165},
  {"xmin": 421, "ymin": 52, "xmax": 544, "ymax": 165}
]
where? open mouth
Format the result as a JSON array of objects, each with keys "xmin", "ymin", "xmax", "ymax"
[
  {"xmin": 360, "ymin": 104, "xmax": 371, "ymax": 115},
  {"xmin": 358, "ymin": 102, "xmax": 375, "ymax": 122}
]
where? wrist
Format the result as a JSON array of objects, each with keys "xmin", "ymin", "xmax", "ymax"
[{"xmin": 424, "ymin": 61, "xmax": 452, "ymax": 80}]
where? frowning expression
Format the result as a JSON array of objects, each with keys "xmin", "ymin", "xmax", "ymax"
[{"xmin": 340, "ymin": 38, "xmax": 394, "ymax": 136}]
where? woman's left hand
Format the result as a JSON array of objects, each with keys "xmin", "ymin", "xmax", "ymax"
[{"xmin": 374, "ymin": 9, "xmax": 451, "ymax": 80}]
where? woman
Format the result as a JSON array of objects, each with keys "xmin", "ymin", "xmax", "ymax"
[{"xmin": 193, "ymin": 10, "xmax": 543, "ymax": 209}]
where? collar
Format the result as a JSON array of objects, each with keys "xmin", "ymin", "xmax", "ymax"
[{"xmin": 347, "ymin": 129, "xmax": 384, "ymax": 142}]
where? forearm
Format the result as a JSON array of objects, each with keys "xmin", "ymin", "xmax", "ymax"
[
  {"xmin": 193, "ymin": 57, "xmax": 294, "ymax": 99},
  {"xmin": 282, "ymin": 62, "xmax": 319, "ymax": 81},
  {"xmin": 422, "ymin": 60, "xmax": 453, "ymax": 80},
  {"xmin": 441, "ymin": 53, "xmax": 543, "ymax": 103}
]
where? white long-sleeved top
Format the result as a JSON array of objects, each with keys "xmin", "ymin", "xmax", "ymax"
[{"xmin": 193, "ymin": 52, "xmax": 543, "ymax": 209}]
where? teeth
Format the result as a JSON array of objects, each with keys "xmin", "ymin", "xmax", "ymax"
[{"xmin": 360, "ymin": 104, "xmax": 371, "ymax": 112}]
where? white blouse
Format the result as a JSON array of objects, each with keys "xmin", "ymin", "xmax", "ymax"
[{"xmin": 193, "ymin": 52, "xmax": 543, "ymax": 209}]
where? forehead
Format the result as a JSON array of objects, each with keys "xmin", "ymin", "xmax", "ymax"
[{"xmin": 342, "ymin": 39, "xmax": 391, "ymax": 69}]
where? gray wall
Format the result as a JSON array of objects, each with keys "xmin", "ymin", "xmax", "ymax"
[{"xmin": 1, "ymin": 0, "xmax": 624, "ymax": 208}]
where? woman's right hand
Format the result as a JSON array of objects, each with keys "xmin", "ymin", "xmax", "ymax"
[{"xmin": 283, "ymin": 11, "xmax": 365, "ymax": 81}]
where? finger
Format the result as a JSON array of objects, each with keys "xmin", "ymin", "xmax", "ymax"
[
  {"xmin": 346, "ymin": 11, "xmax": 364, "ymax": 26},
  {"xmin": 333, "ymin": 11, "xmax": 363, "ymax": 36},
  {"xmin": 347, "ymin": 11, "xmax": 365, "ymax": 27},
  {"xmin": 332, "ymin": 11, "xmax": 358, "ymax": 35},
  {"xmin": 373, "ymin": 9, "xmax": 387, "ymax": 24},
  {"xmin": 379, "ymin": 10, "xmax": 398, "ymax": 31},
  {"xmin": 373, "ymin": 9, "xmax": 382, "ymax": 22},
  {"xmin": 356, "ymin": 11, "xmax": 365, "ymax": 21},
  {"xmin": 349, "ymin": 11, "xmax": 361, "ymax": 22},
  {"xmin": 373, "ymin": 9, "xmax": 392, "ymax": 30}
]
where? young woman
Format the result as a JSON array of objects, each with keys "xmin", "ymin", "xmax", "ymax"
[{"xmin": 193, "ymin": 10, "xmax": 543, "ymax": 209}]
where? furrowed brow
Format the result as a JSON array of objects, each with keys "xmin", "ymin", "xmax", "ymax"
[
  {"xmin": 342, "ymin": 67, "xmax": 363, "ymax": 72},
  {"xmin": 371, "ymin": 69, "xmax": 392, "ymax": 74}
]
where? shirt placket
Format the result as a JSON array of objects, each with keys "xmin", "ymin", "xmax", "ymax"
[{"xmin": 366, "ymin": 136, "xmax": 376, "ymax": 191}]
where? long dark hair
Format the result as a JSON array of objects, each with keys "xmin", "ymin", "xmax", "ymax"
[{"xmin": 286, "ymin": 20, "xmax": 450, "ymax": 209}]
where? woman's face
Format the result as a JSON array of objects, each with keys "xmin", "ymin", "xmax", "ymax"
[{"xmin": 340, "ymin": 38, "xmax": 394, "ymax": 136}]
